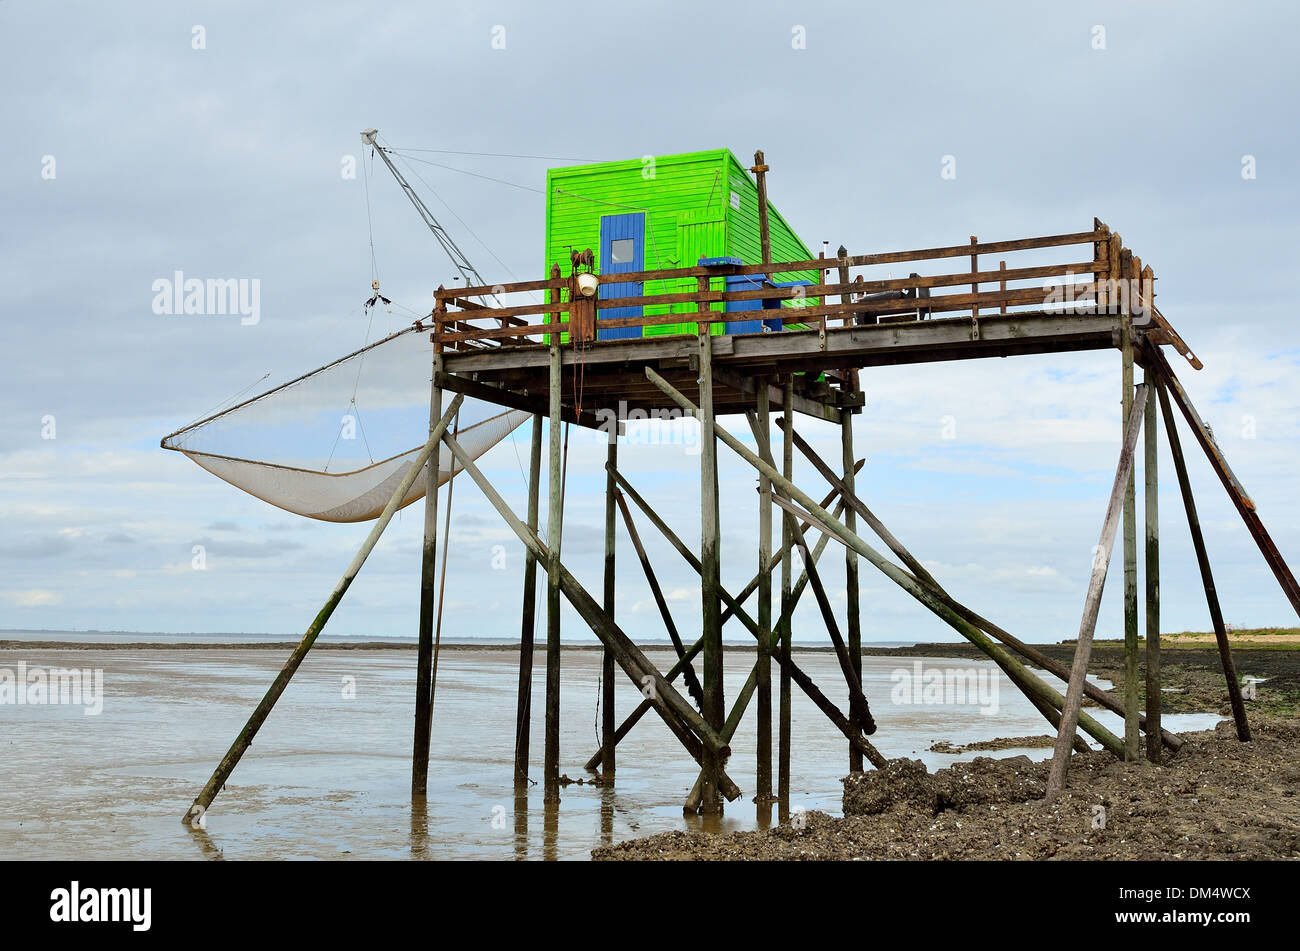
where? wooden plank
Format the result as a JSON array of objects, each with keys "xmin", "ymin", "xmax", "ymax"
[{"xmin": 1046, "ymin": 384, "xmax": 1150, "ymax": 799}]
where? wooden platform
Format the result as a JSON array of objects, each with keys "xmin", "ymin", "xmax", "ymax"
[{"xmin": 439, "ymin": 310, "xmax": 1126, "ymax": 428}]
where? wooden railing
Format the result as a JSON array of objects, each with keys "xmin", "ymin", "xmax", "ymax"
[{"xmin": 430, "ymin": 221, "xmax": 1191, "ymax": 360}]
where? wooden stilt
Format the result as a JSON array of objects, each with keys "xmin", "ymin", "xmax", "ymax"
[
  {"xmin": 755, "ymin": 379, "xmax": 774, "ymax": 801},
  {"xmin": 1120, "ymin": 250, "xmax": 1141, "ymax": 761},
  {"xmin": 698, "ymin": 323, "xmax": 724, "ymax": 814},
  {"xmin": 1046, "ymin": 384, "xmax": 1149, "ymax": 799},
  {"xmin": 185, "ymin": 395, "xmax": 465, "ymax": 824},
  {"xmin": 412, "ymin": 349, "xmax": 445, "ymax": 796},
  {"xmin": 601, "ymin": 435, "xmax": 617, "ymax": 780},
  {"xmin": 1156, "ymin": 380, "xmax": 1252, "ymax": 741},
  {"xmin": 1144, "ymin": 357, "xmax": 1162, "ymax": 763},
  {"xmin": 513, "ymin": 415, "xmax": 543, "ymax": 787},
  {"xmin": 841, "ymin": 380, "xmax": 864, "ymax": 773},
  {"xmin": 778, "ymin": 374, "xmax": 794, "ymax": 811},
  {"xmin": 544, "ymin": 343, "xmax": 563, "ymax": 803}
]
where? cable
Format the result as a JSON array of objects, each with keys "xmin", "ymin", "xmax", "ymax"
[
  {"xmin": 386, "ymin": 147, "xmax": 607, "ymax": 163},
  {"xmin": 386, "ymin": 151, "xmax": 543, "ymax": 194}
]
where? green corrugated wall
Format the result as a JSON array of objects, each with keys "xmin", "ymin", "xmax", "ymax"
[{"xmin": 544, "ymin": 149, "xmax": 818, "ymax": 338}]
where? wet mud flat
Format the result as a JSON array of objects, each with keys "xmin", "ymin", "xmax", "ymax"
[
  {"xmin": 597, "ymin": 643, "xmax": 1300, "ymax": 861},
  {"xmin": 594, "ymin": 716, "xmax": 1300, "ymax": 860}
]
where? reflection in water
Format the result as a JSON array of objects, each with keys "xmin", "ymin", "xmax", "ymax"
[
  {"xmin": 187, "ymin": 825, "xmax": 225, "ymax": 861},
  {"xmin": 542, "ymin": 800, "xmax": 559, "ymax": 862},
  {"xmin": 410, "ymin": 796, "xmax": 430, "ymax": 860},
  {"xmin": 513, "ymin": 788, "xmax": 529, "ymax": 861},
  {"xmin": 598, "ymin": 784, "xmax": 615, "ymax": 849}
]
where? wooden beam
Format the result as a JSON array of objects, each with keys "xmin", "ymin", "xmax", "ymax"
[
  {"xmin": 1120, "ymin": 245, "xmax": 1141, "ymax": 760},
  {"xmin": 1147, "ymin": 343, "xmax": 1300, "ymax": 618},
  {"xmin": 1157, "ymin": 381, "xmax": 1251, "ymax": 741},
  {"xmin": 755, "ymin": 378, "xmax": 774, "ymax": 802},
  {"xmin": 513, "ymin": 414, "xmax": 543, "ymax": 787},
  {"xmin": 412, "ymin": 354, "xmax": 445, "ymax": 796},
  {"xmin": 778, "ymin": 375, "xmax": 794, "ymax": 810},
  {"xmin": 544, "ymin": 345, "xmax": 563, "ymax": 803},
  {"xmin": 601, "ymin": 435, "xmax": 617, "ymax": 780},
  {"xmin": 1144, "ymin": 347, "xmax": 1162, "ymax": 762},
  {"xmin": 1046, "ymin": 384, "xmax": 1150, "ymax": 799}
]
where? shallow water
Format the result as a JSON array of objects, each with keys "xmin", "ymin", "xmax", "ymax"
[{"xmin": 0, "ymin": 647, "xmax": 1221, "ymax": 860}]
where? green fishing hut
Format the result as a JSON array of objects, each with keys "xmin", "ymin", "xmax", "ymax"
[{"xmin": 543, "ymin": 149, "xmax": 819, "ymax": 339}]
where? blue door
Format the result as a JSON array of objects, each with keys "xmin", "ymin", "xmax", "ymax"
[{"xmin": 599, "ymin": 212, "xmax": 645, "ymax": 341}]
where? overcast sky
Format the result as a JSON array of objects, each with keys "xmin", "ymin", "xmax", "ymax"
[{"xmin": 2, "ymin": 1, "xmax": 1298, "ymax": 644}]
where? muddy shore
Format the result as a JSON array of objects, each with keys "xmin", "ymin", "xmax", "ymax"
[{"xmin": 594, "ymin": 643, "xmax": 1300, "ymax": 861}]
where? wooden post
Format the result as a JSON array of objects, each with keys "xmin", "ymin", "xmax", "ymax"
[
  {"xmin": 969, "ymin": 236, "xmax": 979, "ymax": 320},
  {"xmin": 186, "ymin": 395, "xmax": 465, "ymax": 824},
  {"xmin": 1046, "ymin": 384, "xmax": 1149, "ymax": 800},
  {"xmin": 752, "ymin": 150, "xmax": 771, "ymax": 265},
  {"xmin": 1118, "ymin": 243, "xmax": 1140, "ymax": 760},
  {"xmin": 841, "ymin": 382, "xmax": 863, "ymax": 773},
  {"xmin": 755, "ymin": 379, "xmax": 774, "ymax": 802},
  {"xmin": 1142, "ymin": 266, "xmax": 1162, "ymax": 764},
  {"xmin": 601, "ymin": 434, "xmax": 617, "ymax": 780},
  {"xmin": 513, "ymin": 414, "xmax": 543, "ymax": 787},
  {"xmin": 698, "ymin": 317, "xmax": 724, "ymax": 814},
  {"xmin": 544, "ymin": 341, "xmax": 563, "ymax": 803},
  {"xmin": 778, "ymin": 374, "xmax": 794, "ymax": 812},
  {"xmin": 1157, "ymin": 381, "xmax": 1252, "ymax": 741},
  {"xmin": 412, "ymin": 345, "xmax": 444, "ymax": 796},
  {"xmin": 999, "ymin": 261, "xmax": 1007, "ymax": 315}
]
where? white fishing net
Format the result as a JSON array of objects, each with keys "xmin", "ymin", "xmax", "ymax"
[{"xmin": 162, "ymin": 326, "xmax": 528, "ymax": 522}]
